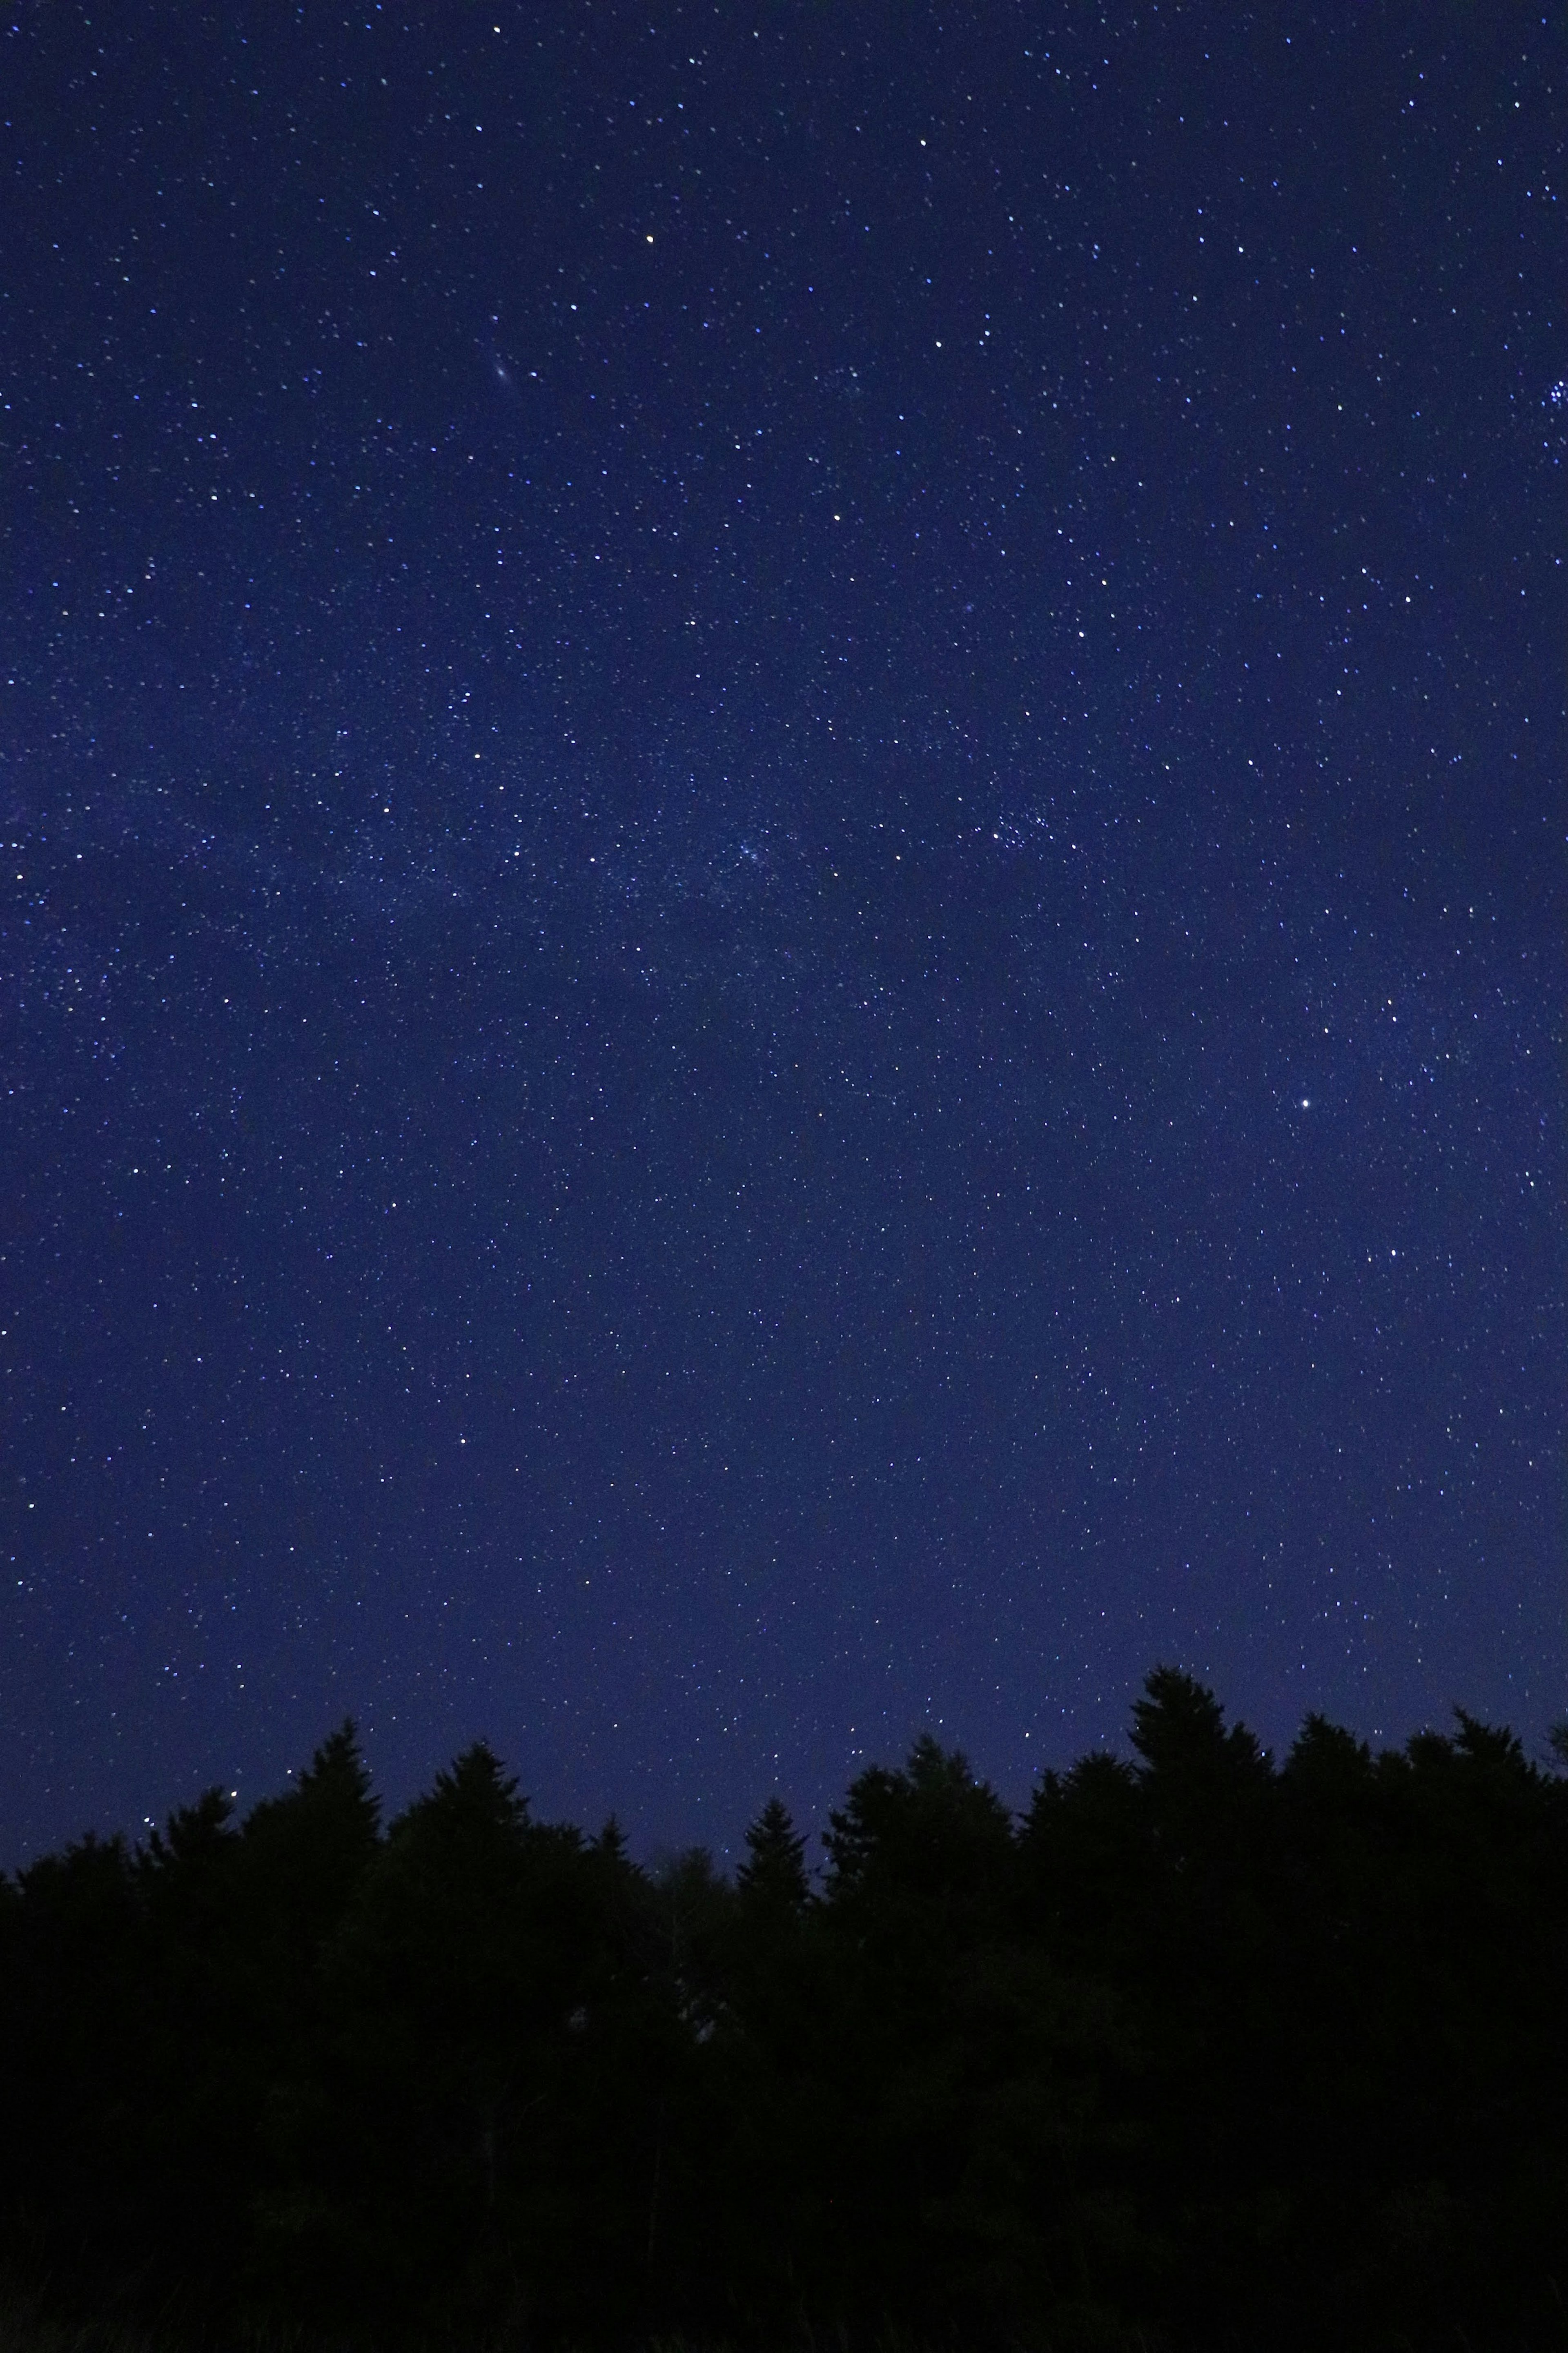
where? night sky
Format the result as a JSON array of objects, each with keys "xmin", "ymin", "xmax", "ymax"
[{"xmin": 4, "ymin": 1, "xmax": 1562, "ymax": 1867}]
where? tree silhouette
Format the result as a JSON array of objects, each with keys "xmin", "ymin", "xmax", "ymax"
[
  {"xmin": 736, "ymin": 1795, "xmax": 810, "ymax": 1911},
  {"xmin": 5, "ymin": 1681, "xmax": 1568, "ymax": 2353}
]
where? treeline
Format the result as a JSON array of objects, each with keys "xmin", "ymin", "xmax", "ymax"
[{"xmin": 4, "ymin": 1673, "xmax": 1568, "ymax": 2353}]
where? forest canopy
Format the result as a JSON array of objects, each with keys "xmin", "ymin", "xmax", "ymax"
[{"xmin": 4, "ymin": 1672, "xmax": 1568, "ymax": 2353}]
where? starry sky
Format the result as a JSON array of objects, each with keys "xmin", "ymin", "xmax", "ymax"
[{"xmin": 3, "ymin": 1, "xmax": 1562, "ymax": 1866}]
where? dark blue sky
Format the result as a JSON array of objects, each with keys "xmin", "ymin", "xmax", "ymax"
[{"xmin": 3, "ymin": 0, "xmax": 1561, "ymax": 1865}]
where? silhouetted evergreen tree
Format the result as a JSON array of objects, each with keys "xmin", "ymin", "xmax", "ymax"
[
  {"xmin": 0, "ymin": 1831, "xmax": 147, "ymax": 2305},
  {"xmin": 134, "ymin": 1786, "xmax": 255, "ymax": 2311},
  {"xmin": 239, "ymin": 1721, "xmax": 381, "ymax": 1997},
  {"xmin": 806, "ymin": 1738, "xmax": 1109, "ymax": 2343},
  {"xmin": 736, "ymin": 1793, "xmax": 810, "ymax": 1911},
  {"xmin": 691, "ymin": 1799, "xmax": 821, "ymax": 2335}
]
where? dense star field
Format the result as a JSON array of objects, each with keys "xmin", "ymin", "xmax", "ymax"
[{"xmin": 2, "ymin": 2, "xmax": 1561, "ymax": 1865}]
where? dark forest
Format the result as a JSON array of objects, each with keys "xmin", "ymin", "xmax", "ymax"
[{"xmin": 5, "ymin": 1672, "xmax": 1567, "ymax": 2353}]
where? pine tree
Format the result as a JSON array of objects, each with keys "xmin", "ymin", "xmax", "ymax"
[{"xmin": 736, "ymin": 1796, "xmax": 809, "ymax": 1910}]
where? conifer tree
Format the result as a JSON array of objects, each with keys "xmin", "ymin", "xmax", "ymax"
[{"xmin": 736, "ymin": 1796, "xmax": 809, "ymax": 1910}]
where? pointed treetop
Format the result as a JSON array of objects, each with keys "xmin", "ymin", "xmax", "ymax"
[
  {"xmin": 595, "ymin": 1814, "xmax": 629, "ymax": 1864},
  {"xmin": 1130, "ymin": 1666, "xmax": 1269, "ymax": 1784},
  {"xmin": 425, "ymin": 1740, "xmax": 528, "ymax": 1826},
  {"xmin": 297, "ymin": 1719, "xmax": 378, "ymax": 1812},
  {"xmin": 737, "ymin": 1795, "xmax": 809, "ymax": 1909}
]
